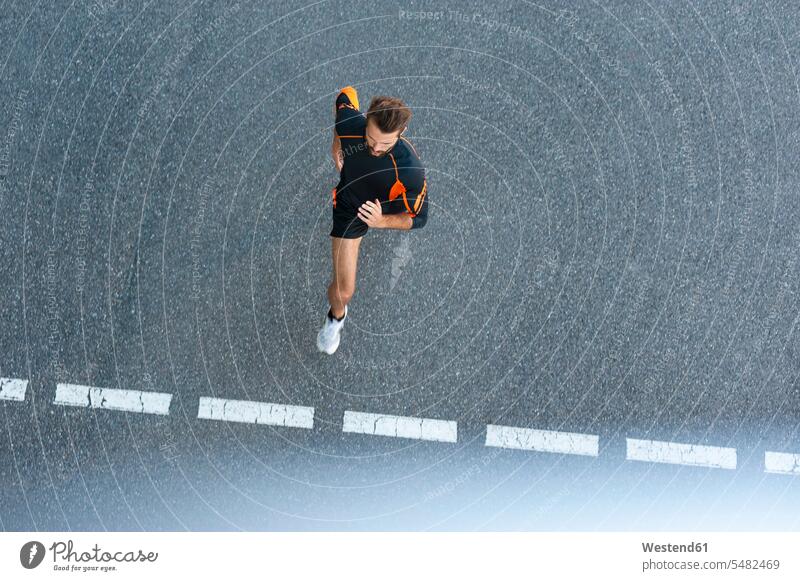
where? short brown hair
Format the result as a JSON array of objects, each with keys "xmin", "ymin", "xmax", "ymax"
[{"xmin": 366, "ymin": 96, "xmax": 412, "ymax": 133}]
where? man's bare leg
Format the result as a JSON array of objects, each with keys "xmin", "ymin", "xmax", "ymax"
[{"xmin": 328, "ymin": 235, "xmax": 362, "ymax": 319}]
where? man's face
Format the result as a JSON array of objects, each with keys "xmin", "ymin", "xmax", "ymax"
[{"xmin": 365, "ymin": 119, "xmax": 403, "ymax": 157}]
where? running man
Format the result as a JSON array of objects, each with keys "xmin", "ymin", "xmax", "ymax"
[{"xmin": 317, "ymin": 86, "xmax": 429, "ymax": 354}]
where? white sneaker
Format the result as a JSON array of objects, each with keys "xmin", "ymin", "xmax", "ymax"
[{"xmin": 316, "ymin": 305, "xmax": 348, "ymax": 354}]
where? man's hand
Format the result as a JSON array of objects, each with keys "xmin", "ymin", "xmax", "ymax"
[{"xmin": 357, "ymin": 199, "xmax": 386, "ymax": 228}]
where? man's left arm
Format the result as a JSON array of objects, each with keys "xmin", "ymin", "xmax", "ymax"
[
  {"xmin": 407, "ymin": 176, "xmax": 428, "ymax": 230},
  {"xmin": 358, "ymin": 167, "xmax": 429, "ymax": 230},
  {"xmin": 380, "ymin": 212, "xmax": 414, "ymax": 230},
  {"xmin": 386, "ymin": 166, "xmax": 428, "ymax": 230}
]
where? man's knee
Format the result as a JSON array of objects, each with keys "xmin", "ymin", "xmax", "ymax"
[{"xmin": 330, "ymin": 280, "xmax": 356, "ymax": 302}]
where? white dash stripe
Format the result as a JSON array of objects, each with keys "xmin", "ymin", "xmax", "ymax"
[
  {"xmin": 626, "ymin": 438, "xmax": 736, "ymax": 470},
  {"xmin": 343, "ymin": 410, "xmax": 457, "ymax": 443},
  {"xmin": 54, "ymin": 383, "xmax": 172, "ymax": 416},
  {"xmin": 197, "ymin": 397, "xmax": 314, "ymax": 429},
  {"xmin": 764, "ymin": 451, "xmax": 800, "ymax": 475},
  {"xmin": 0, "ymin": 377, "xmax": 28, "ymax": 401},
  {"xmin": 485, "ymin": 424, "xmax": 599, "ymax": 457}
]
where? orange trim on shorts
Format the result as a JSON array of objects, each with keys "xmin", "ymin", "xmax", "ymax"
[{"xmin": 332, "ymin": 186, "xmax": 337, "ymax": 208}]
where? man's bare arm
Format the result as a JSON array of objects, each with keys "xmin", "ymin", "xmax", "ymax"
[
  {"xmin": 331, "ymin": 133, "xmax": 343, "ymax": 171},
  {"xmin": 357, "ymin": 200, "xmax": 416, "ymax": 231},
  {"xmin": 377, "ymin": 213, "xmax": 413, "ymax": 230}
]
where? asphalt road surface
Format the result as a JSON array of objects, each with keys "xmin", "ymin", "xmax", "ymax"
[{"xmin": 0, "ymin": 0, "xmax": 799, "ymax": 531}]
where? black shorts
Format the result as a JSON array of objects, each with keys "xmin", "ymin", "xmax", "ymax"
[
  {"xmin": 330, "ymin": 205, "xmax": 368, "ymax": 238},
  {"xmin": 330, "ymin": 186, "xmax": 368, "ymax": 239}
]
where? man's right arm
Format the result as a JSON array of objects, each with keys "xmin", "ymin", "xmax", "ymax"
[
  {"xmin": 332, "ymin": 86, "xmax": 362, "ymax": 172},
  {"xmin": 331, "ymin": 132, "xmax": 343, "ymax": 171},
  {"xmin": 335, "ymin": 86, "xmax": 360, "ymax": 117}
]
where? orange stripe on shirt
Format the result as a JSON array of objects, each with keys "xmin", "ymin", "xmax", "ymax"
[
  {"xmin": 400, "ymin": 136, "xmax": 418, "ymax": 156},
  {"xmin": 413, "ymin": 181, "xmax": 427, "ymax": 213},
  {"xmin": 400, "ymin": 188, "xmax": 416, "ymax": 215}
]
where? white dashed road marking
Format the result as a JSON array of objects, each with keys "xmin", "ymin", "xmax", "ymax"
[
  {"xmin": 0, "ymin": 377, "xmax": 28, "ymax": 401},
  {"xmin": 54, "ymin": 383, "xmax": 173, "ymax": 416},
  {"xmin": 343, "ymin": 410, "xmax": 458, "ymax": 443},
  {"xmin": 485, "ymin": 424, "xmax": 599, "ymax": 457},
  {"xmin": 22, "ymin": 377, "xmax": 800, "ymax": 477},
  {"xmin": 626, "ymin": 438, "xmax": 737, "ymax": 470},
  {"xmin": 764, "ymin": 451, "xmax": 800, "ymax": 476},
  {"xmin": 197, "ymin": 397, "xmax": 314, "ymax": 429}
]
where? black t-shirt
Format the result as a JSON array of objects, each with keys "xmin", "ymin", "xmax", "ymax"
[{"xmin": 333, "ymin": 86, "xmax": 428, "ymax": 230}]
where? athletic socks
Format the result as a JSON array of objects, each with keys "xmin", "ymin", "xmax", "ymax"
[{"xmin": 327, "ymin": 307, "xmax": 345, "ymax": 322}]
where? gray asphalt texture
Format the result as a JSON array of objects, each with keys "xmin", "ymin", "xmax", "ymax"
[{"xmin": 0, "ymin": 0, "xmax": 799, "ymax": 531}]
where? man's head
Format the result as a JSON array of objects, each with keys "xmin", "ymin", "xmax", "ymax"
[{"xmin": 365, "ymin": 96, "xmax": 412, "ymax": 157}]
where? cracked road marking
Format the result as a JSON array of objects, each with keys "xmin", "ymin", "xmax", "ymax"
[
  {"xmin": 29, "ymin": 379, "xmax": 800, "ymax": 475},
  {"xmin": 764, "ymin": 451, "xmax": 800, "ymax": 476},
  {"xmin": 485, "ymin": 424, "xmax": 599, "ymax": 456},
  {"xmin": 54, "ymin": 383, "xmax": 172, "ymax": 416},
  {"xmin": 342, "ymin": 410, "xmax": 457, "ymax": 443},
  {"xmin": 626, "ymin": 438, "xmax": 737, "ymax": 470},
  {"xmin": 197, "ymin": 397, "xmax": 314, "ymax": 429},
  {"xmin": 0, "ymin": 377, "xmax": 28, "ymax": 401}
]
